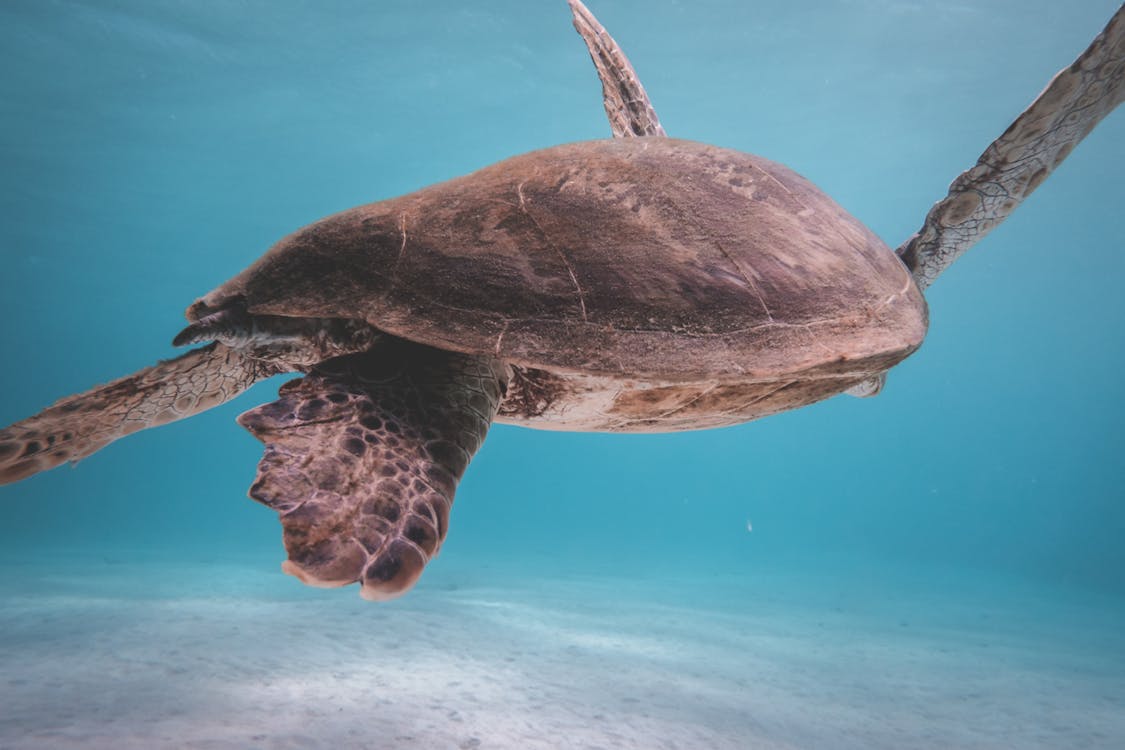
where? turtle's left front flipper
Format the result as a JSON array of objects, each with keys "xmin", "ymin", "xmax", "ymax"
[
  {"xmin": 238, "ymin": 339, "xmax": 508, "ymax": 601},
  {"xmin": 0, "ymin": 343, "xmax": 274, "ymax": 484},
  {"xmin": 899, "ymin": 4, "xmax": 1124, "ymax": 290}
]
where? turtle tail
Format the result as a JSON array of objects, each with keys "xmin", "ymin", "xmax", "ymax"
[{"xmin": 0, "ymin": 343, "xmax": 273, "ymax": 485}]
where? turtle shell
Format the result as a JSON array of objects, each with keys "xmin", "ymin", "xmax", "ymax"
[{"xmin": 188, "ymin": 138, "xmax": 926, "ymax": 429}]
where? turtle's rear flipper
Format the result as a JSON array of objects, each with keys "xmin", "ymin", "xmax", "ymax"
[
  {"xmin": 0, "ymin": 343, "xmax": 271, "ymax": 485},
  {"xmin": 237, "ymin": 340, "xmax": 508, "ymax": 601}
]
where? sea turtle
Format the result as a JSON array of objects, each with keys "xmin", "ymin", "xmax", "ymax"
[{"xmin": 1, "ymin": 1, "xmax": 1122, "ymax": 599}]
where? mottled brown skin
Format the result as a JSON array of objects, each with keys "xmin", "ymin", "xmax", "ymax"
[
  {"xmin": 238, "ymin": 340, "xmax": 506, "ymax": 601},
  {"xmin": 191, "ymin": 138, "xmax": 927, "ymax": 430},
  {"xmin": 0, "ymin": 344, "xmax": 275, "ymax": 484},
  {"xmin": 0, "ymin": 316, "xmax": 377, "ymax": 485}
]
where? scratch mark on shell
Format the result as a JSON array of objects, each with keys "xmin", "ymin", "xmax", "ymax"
[
  {"xmin": 715, "ymin": 239, "xmax": 774, "ymax": 322},
  {"xmin": 398, "ymin": 214, "xmax": 408, "ymax": 263},
  {"xmin": 517, "ymin": 182, "xmax": 589, "ymax": 323}
]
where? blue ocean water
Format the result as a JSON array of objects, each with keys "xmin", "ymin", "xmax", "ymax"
[{"xmin": 0, "ymin": 1, "xmax": 1122, "ymax": 748}]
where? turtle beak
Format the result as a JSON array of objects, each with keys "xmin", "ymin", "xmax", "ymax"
[{"xmin": 174, "ymin": 301, "xmax": 251, "ymax": 347}]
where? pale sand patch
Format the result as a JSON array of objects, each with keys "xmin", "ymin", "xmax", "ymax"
[{"xmin": 0, "ymin": 558, "xmax": 1122, "ymax": 749}]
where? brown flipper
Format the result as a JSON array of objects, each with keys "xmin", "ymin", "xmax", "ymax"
[
  {"xmin": 0, "ymin": 343, "xmax": 272, "ymax": 484},
  {"xmin": 568, "ymin": 0, "xmax": 666, "ymax": 137},
  {"xmin": 898, "ymin": 4, "xmax": 1125, "ymax": 290},
  {"xmin": 237, "ymin": 339, "xmax": 508, "ymax": 601}
]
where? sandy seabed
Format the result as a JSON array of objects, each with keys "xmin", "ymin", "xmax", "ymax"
[{"xmin": 0, "ymin": 557, "xmax": 1122, "ymax": 750}]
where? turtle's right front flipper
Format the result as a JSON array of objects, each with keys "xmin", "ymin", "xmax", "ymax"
[
  {"xmin": 238, "ymin": 339, "xmax": 508, "ymax": 601},
  {"xmin": 0, "ymin": 343, "xmax": 273, "ymax": 484}
]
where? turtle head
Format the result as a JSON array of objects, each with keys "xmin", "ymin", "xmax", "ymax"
[{"xmin": 175, "ymin": 298, "xmax": 379, "ymax": 370}]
